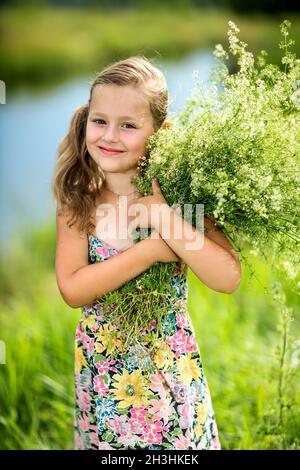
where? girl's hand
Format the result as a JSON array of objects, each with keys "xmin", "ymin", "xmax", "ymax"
[
  {"xmin": 131, "ymin": 178, "xmax": 168, "ymax": 230},
  {"xmin": 145, "ymin": 230, "xmax": 180, "ymax": 263}
]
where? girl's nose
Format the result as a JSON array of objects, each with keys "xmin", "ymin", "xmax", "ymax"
[{"xmin": 103, "ymin": 124, "xmax": 119, "ymax": 142}]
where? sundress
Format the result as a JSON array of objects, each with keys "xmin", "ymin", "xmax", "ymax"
[{"xmin": 74, "ymin": 233, "xmax": 221, "ymax": 450}]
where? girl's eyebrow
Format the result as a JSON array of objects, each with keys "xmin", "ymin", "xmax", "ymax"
[{"xmin": 90, "ymin": 111, "xmax": 138, "ymax": 121}]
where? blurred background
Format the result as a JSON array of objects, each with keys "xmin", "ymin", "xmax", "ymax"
[{"xmin": 0, "ymin": 0, "xmax": 299, "ymax": 450}]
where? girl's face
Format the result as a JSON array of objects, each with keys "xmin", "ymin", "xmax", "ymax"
[{"xmin": 86, "ymin": 84, "xmax": 155, "ymax": 174}]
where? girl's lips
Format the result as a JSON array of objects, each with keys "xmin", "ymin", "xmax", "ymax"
[{"xmin": 99, "ymin": 146, "xmax": 125, "ymax": 156}]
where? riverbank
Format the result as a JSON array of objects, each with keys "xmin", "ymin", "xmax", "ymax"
[{"xmin": 1, "ymin": 6, "xmax": 300, "ymax": 91}]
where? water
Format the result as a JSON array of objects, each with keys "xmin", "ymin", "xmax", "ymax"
[{"xmin": 0, "ymin": 49, "xmax": 217, "ymax": 250}]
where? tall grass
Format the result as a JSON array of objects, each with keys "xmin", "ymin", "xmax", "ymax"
[{"xmin": 0, "ymin": 221, "xmax": 299, "ymax": 449}]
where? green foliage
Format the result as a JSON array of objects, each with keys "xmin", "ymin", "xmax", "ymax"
[
  {"xmin": 97, "ymin": 254, "xmax": 182, "ymax": 359},
  {"xmin": 134, "ymin": 19, "xmax": 300, "ymax": 295}
]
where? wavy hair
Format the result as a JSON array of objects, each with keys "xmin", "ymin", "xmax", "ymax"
[{"xmin": 51, "ymin": 56, "xmax": 169, "ymax": 236}]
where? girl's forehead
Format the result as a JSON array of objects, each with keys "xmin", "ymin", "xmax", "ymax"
[{"xmin": 91, "ymin": 84, "xmax": 151, "ymax": 115}]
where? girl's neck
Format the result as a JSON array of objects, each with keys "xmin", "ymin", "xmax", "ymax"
[
  {"xmin": 102, "ymin": 172, "xmax": 140, "ymax": 197},
  {"xmin": 103, "ymin": 187, "xmax": 138, "ymax": 198}
]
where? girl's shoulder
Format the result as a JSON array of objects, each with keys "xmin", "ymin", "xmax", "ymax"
[{"xmin": 55, "ymin": 208, "xmax": 89, "ymax": 306}]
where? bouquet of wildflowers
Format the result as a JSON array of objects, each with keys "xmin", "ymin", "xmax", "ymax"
[{"xmin": 100, "ymin": 20, "xmax": 300, "ymax": 358}]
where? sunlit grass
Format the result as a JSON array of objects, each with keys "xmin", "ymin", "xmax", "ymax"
[
  {"xmin": 188, "ymin": 255, "xmax": 300, "ymax": 449},
  {"xmin": 0, "ymin": 221, "xmax": 299, "ymax": 449}
]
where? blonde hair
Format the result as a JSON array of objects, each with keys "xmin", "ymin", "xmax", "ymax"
[{"xmin": 51, "ymin": 56, "xmax": 169, "ymax": 236}]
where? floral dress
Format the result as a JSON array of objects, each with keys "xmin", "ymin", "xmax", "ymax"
[{"xmin": 74, "ymin": 234, "xmax": 221, "ymax": 450}]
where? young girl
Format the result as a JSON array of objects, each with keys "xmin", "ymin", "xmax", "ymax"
[{"xmin": 52, "ymin": 56, "xmax": 241, "ymax": 450}]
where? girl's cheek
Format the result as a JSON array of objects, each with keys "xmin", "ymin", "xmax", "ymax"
[
  {"xmin": 86, "ymin": 125, "xmax": 101, "ymax": 143},
  {"xmin": 123, "ymin": 132, "xmax": 148, "ymax": 150}
]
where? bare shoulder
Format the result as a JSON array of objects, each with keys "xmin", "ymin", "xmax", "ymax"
[
  {"xmin": 56, "ymin": 207, "xmax": 87, "ymax": 243},
  {"xmin": 55, "ymin": 207, "xmax": 89, "ymax": 293}
]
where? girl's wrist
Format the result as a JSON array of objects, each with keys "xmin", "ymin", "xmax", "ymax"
[{"xmin": 135, "ymin": 236, "xmax": 158, "ymax": 265}]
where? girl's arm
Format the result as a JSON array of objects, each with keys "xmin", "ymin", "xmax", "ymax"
[
  {"xmin": 153, "ymin": 206, "xmax": 241, "ymax": 294},
  {"xmin": 55, "ymin": 210, "xmax": 156, "ymax": 308}
]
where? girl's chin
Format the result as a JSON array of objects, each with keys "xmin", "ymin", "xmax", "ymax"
[{"xmin": 98, "ymin": 156, "xmax": 140, "ymax": 169}]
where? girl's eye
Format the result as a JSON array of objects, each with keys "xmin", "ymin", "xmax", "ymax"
[{"xmin": 93, "ymin": 119, "xmax": 136, "ymax": 129}]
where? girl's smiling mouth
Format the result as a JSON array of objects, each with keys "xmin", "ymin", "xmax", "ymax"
[{"xmin": 99, "ymin": 146, "xmax": 125, "ymax": 156}]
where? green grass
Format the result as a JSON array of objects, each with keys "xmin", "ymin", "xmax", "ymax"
[
  {"xmin": 0, "ymin": 220, "xmax": 299, "ymax": 449},
  {"xmin": 187, "ymin": 267, "xmax": 300, "ymax": 450},
  {"xmin": 1, "ymin": 6, "xmax": 300, "ymax": 91}
]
